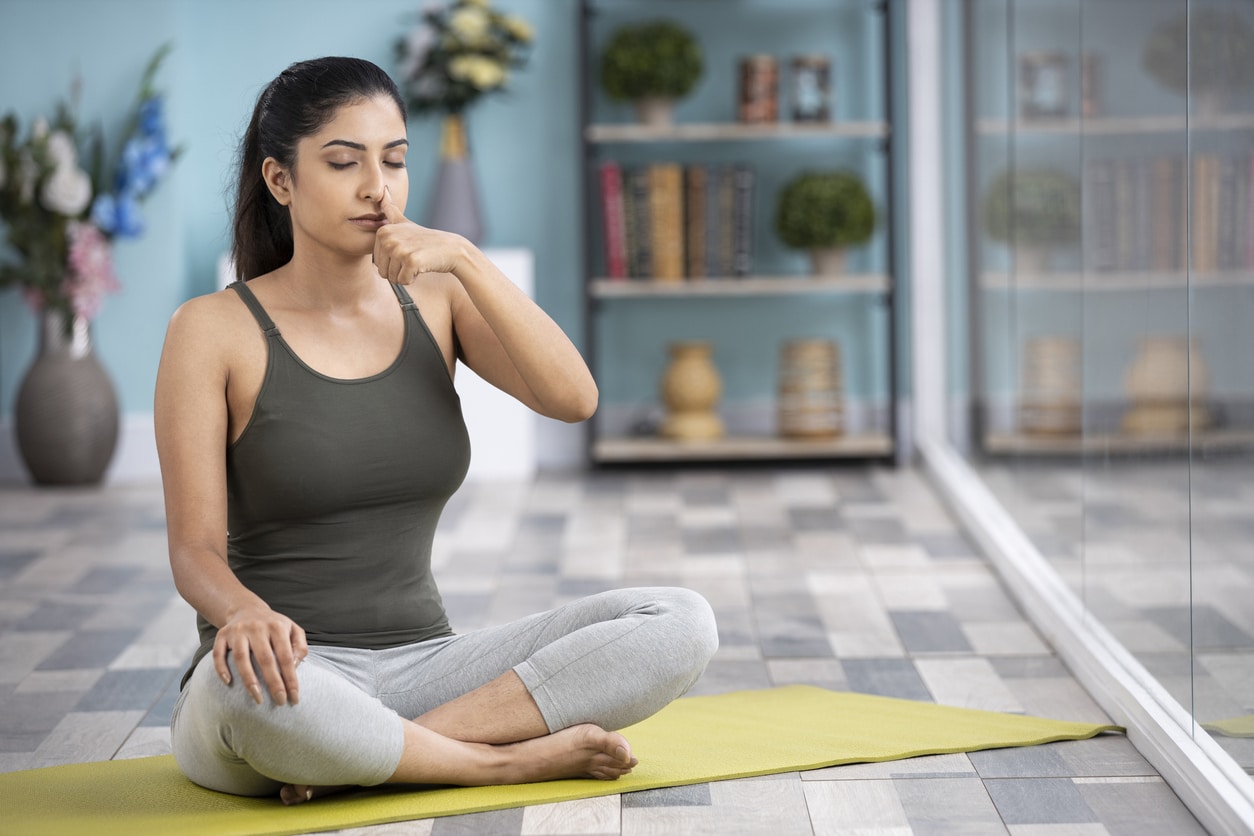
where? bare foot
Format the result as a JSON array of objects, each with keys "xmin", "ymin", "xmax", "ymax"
[
  {"xmin": 279, "ymin": 783, "xmax": 350, "ymax": 806},
  {"xmin": 496, "ymin": 724, "xmax": 638, "ymax": 784}
]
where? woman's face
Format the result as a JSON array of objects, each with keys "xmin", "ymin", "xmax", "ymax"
[{"xmin": 279, "ymin": 94, "xmax": 410, "ymax": 261}]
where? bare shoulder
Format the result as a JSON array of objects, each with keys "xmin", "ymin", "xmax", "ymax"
[{"xmin": 162, "ymin": 285, "xmax": 257, "ymax": 368}]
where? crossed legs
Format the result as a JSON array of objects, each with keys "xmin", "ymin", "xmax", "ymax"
[{"xmin": 171, "ymin": 587, "xmax": 717, "ymax": 800}]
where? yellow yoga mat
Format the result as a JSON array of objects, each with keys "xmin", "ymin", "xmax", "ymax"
[
  {"xmin": 1205, "ymin": 715, "xmax": 1254, "ymax": 738},
  {"xmin": 0, "ymin": 685, "xmax": 1121, "ymax": 836}
]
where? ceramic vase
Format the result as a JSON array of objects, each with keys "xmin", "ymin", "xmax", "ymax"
[
  {"xmin": 659, "ymin": 341, "xmax": 724, "ymax": 441},
  {"xmin": 777, "ymin": 339, "xmax": 843, "ymax": 439},
  {"xmin": 426, "ymin": 113, "xmax": 484, "ymax": 244},
  {"xmin": 15, "ymin": 309, "xmax": 120, "ymax": 485},
  {"xmin": 1121, "ymin": 335, "xmax": 1210, "ymax": 434}
]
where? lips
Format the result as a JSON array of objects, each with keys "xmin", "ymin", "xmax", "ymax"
[{"xmin": 349, "ymin": 214, "xmax": 387, "ymax": 230}]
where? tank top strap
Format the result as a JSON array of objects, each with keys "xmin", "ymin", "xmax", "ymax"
[
  {"xmin": 228, "ymin": 280, "xmax": 281, "ymax": 338},
  {"xmin": 389, "ymin": 282, "xmax": 419, "ymax": 314}
]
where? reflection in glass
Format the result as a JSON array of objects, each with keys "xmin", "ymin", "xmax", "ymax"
[{"xmin": 958, "ymin": 0, "xmax": 1254, "ymax": 776}]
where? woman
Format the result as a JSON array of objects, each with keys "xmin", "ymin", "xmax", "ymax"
[{"xmin": 154, "ymin": 56, "xmax": 717, "ymax": 804}]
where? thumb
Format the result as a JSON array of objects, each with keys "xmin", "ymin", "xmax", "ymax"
[{"xmin": 378, "ymin": 185, "xmax": 407, "ymax": 224}]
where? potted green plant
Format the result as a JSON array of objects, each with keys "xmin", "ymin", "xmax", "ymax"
[
  {"xmin": 1143, "ymin": 8, "xmax": 1253, "ymax": 117},
  {"xmin": 600, "ymin": 20, "xmax": 703, "ymax": 126},
  {"xmin": 982, "ymin": 168, "xmax": 1081, "ymax": 273},
  {"xmin": 774, "ymin": 170, "xmax": 876, "ymax": 276}
]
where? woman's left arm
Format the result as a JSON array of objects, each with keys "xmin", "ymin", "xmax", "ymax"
[{"xmin": 373, "ymin": 189, "xmax": 598, "ymax": 422}]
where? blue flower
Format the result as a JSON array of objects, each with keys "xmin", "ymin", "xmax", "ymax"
[
  {"xmin": 91, "ymin": 192, "xmax": 145, "ymax": 239},
  {"xmin": 115, "ymin": 135, "xmax": 168, "ymax": 198},
  {"xmin": 138, "ymin": 97, "xmax": 165, "ymax": 138}
]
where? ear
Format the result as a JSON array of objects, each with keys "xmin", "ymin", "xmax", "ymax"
[{"xmin": 262, "ymin": 157, "xmax": 292, "ymax": 206}]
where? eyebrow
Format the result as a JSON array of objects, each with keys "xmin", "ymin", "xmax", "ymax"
[{"xmin": 320, "ymin": 139, "xmax": 409, "ymax": 151}]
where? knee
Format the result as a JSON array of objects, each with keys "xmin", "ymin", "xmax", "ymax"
[{"xmin": 659, "ymin": 587, "xmax": 720, "ymax": 670}]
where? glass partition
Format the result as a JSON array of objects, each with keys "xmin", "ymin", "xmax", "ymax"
[{"xmin": 952, "ymin": 0, "xmax": 1254, "ymax": 775}]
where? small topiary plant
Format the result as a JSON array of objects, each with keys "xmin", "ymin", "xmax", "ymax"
[
  {"xmin": 1142, "ymin": 8, "xmax": 1253, "ymax": 98},
  {"xmin": 774, "ymin": 170, "xmax": 876, "ymax": 250},
  {"xmin": 982, "ymin": 168, "xmax": 1081, "ymax": 247},
  {"xmin": 599, "ymin": 20, "xmax": 703, "ymax": 102}
]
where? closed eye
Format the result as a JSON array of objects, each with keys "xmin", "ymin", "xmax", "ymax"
[
  {"xmin": 329, "ymin": 162, "xmax": 354, "ymax": 170},
  {"xmin": 385, "ymin": 161, "xmax": 406, "ymax": 169}
]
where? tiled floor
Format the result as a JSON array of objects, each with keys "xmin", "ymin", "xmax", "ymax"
[
  {"xmin": 977, "ymin": 453, "xmax": 1254, "ymax": 775},
  {"xmin": 0, "ymin": 467, "xmax": 1210, "ymax": 834}
]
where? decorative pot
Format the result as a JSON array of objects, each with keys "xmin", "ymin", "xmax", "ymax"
[
  {"xmin": 15, "ymin": 310, "xmax": 120, "ymax": 485},
  {"xmin": 425, "ymin": 113, "xmax": 484, "ymax": 244},
  {"xmin": 777, "ymin": 339, "xmax": 842, "ymax": 439},
  {"xmin": 1121, "ymin": 335, "xmax": 1210, "ymax": 435},
  {"xmin": 808, "ymin": 247, "xmax": 845, "ymax": 277},
  {"xmin": 659, "ymin": 341, "xmax": 724, "ymax": 441},
  {"xmin": 1014, "ymin": 244, "xmax": 1050, "ymax": 275},
  {"xmin": 633, "ymin": 97, "xmax": 675, "ymax": 127},
  {"xmin": 1017, "ymin": 335, "xmax": 1081, "ymax": 435}
]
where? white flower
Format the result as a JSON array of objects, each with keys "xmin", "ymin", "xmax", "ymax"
[
  {"xmin": 449, "ymin": 54, "xmax": 506, "ymax": 90},
  {"xmin": 503, "ymin": 14, "xmax": 533, "ymax": 43},
  {"xmin": 449, "ymin": 6, "xmax": 490, "ymax": 45},
  {"xmin": 46, "ymin": 131, "xmax": 78, "ymax": 168},
  {"xmin": 400, "ymin": 26, "xmax": 434, "ymax": 79},
  {"xmin": 40, "ymin": 163, "xmax": 93, "ymax": 216}
]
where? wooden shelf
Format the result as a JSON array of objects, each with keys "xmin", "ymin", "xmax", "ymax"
[
  {"xmin": 585, "ymin": 121, "xmax": 889, "ymax": 143},
  {"xmin": 590, "ymin": 274, "xmax": 892, "ymax": 298},
  {"xmin": 984, "ymin": 428, "xmax": 1254, "ymax": 456},
  {"xmin": 594, "ymin": 434, "xmax": 895, "ymax": 463},
  {"xmin": 976, "ymin": 112, "xmax": 1254, "ymax": 136},
  {"xmin": 980, "ymin": 270, "xmax": 1254, "ymax": 292}
]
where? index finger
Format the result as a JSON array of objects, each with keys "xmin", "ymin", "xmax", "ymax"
[{"xmin": 378, "ymin": 185, "xmax": 407, "ymax": 224}]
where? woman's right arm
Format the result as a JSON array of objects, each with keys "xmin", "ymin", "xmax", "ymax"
[{"xmin": 154, "ymin": 294, "xmax": 307, "ymax": 706}]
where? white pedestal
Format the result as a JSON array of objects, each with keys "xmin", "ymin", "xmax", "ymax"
[{"xmin": 457, "ymin": 248, "xmax": 536, "ymax": 482}]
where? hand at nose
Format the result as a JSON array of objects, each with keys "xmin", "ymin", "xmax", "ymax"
[{"xmin": 372, "ymin": 186, "xmax": 463, "ymax": 283}]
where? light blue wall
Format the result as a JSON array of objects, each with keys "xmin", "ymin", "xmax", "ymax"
[
  {"xmin": 0, "ymin": 0, "xmax": 911, "ymax": 421},
  {"xmin": 0, "ymin": 0, "xmax": 581, "ymax": 416}
]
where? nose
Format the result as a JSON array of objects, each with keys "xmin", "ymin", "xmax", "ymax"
[{"xmin": 361, "ymin": 164, "xmax": 386, "ymax": 202}]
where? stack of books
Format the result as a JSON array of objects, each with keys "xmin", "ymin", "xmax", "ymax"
[{"xmin": 598, "ymin": 160, "xmax": 756, "ymax": 281}]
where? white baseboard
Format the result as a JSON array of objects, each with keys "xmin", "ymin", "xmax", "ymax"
[{"xmin": 919, "ymin": 434, "xmax": 1254, "ymax": 836}]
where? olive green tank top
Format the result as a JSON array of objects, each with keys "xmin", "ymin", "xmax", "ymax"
[{"xmin": 181, "ymin": 280, "xmax": 470, "ymax": 687}]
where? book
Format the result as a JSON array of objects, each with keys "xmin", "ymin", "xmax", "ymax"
[
  {"xmin": 1086, "ymin": 158, "xmax": 1116, "ymax": 272},
  {"xmin": 598, "ymin": 161, "xmax": 627, "ymax": 280},
  {"xmin": 732, "ymin": 164, "xmax": 755, "ymax": 277},
  {"xmin": 625, "ymin": 165, "xmax": 652, "ymax": 279},
  {"xmin": 649, "ymin": 162, "xmax": 685, "ymax": 281},
  {"xmin": 1150, "ymin": 156, "xmax": 1174, "ymax": 272},
  {"xmin": 685, "ymin": 165, "xmax": 708, "ymax": 279},
  {"xmin": 715, "ymin": 165, "xmax": 736, "ymax": 277}
]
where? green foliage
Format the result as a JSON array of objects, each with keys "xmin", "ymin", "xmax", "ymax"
[
  {"xmin": 982, "ymin": 168, "xmax": 1081, "ymax": 247},
  {"xmin": 1143, "ymin": 8, "xmax": 1254, "ymax": 96},
  {"xmin": 600, "ymin": 21, "xmax": 703, "ymax": 102},
  {"xmin": 774, "ymin": 170, "xmax": 875, "ymax": 250}
]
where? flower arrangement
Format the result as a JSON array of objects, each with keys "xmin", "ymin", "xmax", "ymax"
[
  {"xmin": 0, "ymin": 45, "xmax": 179, "ymax": 325},
  {"xmin": 396, "ymin": 0, "xmax": 534, "ymax": 116}
]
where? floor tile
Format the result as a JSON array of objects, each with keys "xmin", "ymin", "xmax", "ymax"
[{"xmin": 0, "ymin": 470, "xmax": 1215, "ymax": 834}]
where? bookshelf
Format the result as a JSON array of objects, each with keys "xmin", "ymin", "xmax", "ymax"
[
  {"xmin": 578, "ymin": 0, "xmax": 899, "ymax": 465},
  {"xmin": 963, "ymin": 0, "xmax": 1254, "ymax": 458}
]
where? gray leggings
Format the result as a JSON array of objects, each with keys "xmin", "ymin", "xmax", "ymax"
[{"xmin": 170, "ymin": 587, "xmax": 718, "ymax": 797}]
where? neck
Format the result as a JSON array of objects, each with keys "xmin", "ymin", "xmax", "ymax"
[{"xmin": 277, "ymin": 246, "xmax": 383, "ymax": 312}]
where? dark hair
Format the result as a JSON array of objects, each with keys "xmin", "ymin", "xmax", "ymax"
[{"xmin": 231, "ymin": 56, "xmax": 406, "ymax": 280}]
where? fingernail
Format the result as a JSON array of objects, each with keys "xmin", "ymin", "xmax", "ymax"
[
  {"xmin": 220, "ymin": 672, "xmax": 231, "ymax": 686},
  {"xmin": 249, "ymin": 684, "xmax": 263, "ymax": 704},
  {"xmin": 305, "ymin": 789, "xmax": 313, "ymax": 801}
]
